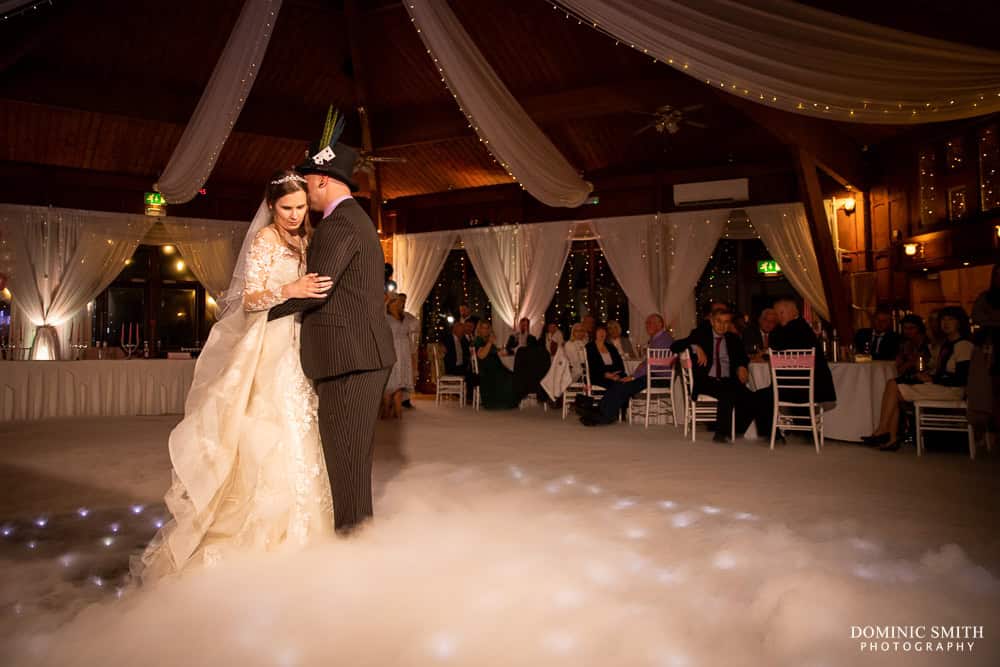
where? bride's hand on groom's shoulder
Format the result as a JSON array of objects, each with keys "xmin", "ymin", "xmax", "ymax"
[{"xmin": 282, "ymin": 273, "xmax": 332, "ymax": 299}]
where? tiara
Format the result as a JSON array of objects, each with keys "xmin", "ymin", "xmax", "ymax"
[{"xmin": 270, "ymin": 174, "xmax": 306, "ymax": 185}]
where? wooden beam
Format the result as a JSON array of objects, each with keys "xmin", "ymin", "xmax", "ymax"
[
  {"xmin": 344, "ymin": 0, "xmax": 383, "ymax": 232},
  {"xmin": 716, "ymin": 91, "xmax": 868, "ymax": 190},
  {"xmin": 795, "ymin": 148, "xmax": 854, "ymax": 339}
]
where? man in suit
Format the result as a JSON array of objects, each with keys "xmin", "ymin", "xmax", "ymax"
[
  {"xmin": 770, "ymin": 298, "xmax": 836, "ymax": 404},
  {"xmin": 268, "ymin": 116, "xmax": 395, "ymax": 533},
  {"xmin": 672, "ymin": 309, "xmax": 756, "ymax": 443},
  {"xmin": 743, "ymin": 308, "xmax": 778, "ymax": 358},
  {"xmin": 505, "ymin": 317, "xmax": 538, "ymax": 354},
  {"xmin": 442, "ymin": 319, "xmax": 477, "ymax": 400},
  {"xmin": 853, "ymin": 309, "xmax": 900, "ymax": 361},
  {"xmin": 578, "ymin": 313, "xmax": 673, "ymax": 425}
]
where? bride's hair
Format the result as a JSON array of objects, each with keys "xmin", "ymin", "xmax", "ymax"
[{"xmin": 265, "ymin": 169, "xmax": 313, "ymax": 252}]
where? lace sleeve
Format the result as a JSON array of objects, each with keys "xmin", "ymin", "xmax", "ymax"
[{"xmin": 242, "ymin": 228, "xmax": 289, "ymax": 312}]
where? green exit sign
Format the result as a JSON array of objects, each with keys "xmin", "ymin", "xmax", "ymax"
[
  {"xmin": 144, "ymin": 192, "xmax": 166, "ymax": 206},
  {"xmin": 757, "ymin": 260, "xmax": 781, "ymax": 275}
]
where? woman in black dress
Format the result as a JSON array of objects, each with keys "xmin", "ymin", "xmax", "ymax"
[{"xmin": 586, "ymin": 323, "xmax": 626, "ymax": 390}]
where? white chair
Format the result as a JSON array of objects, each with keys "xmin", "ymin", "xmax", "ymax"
[
  {"xmin": 431, "ymin": 343, "xmax": 465, "ymax": 407},
  {"xmin": 769, "ymin": 349, "xmax": 823, "ymax": 454},
  {"xmin": 470, "ymin": 350, "xmax": 481, "ymax": 411},
  {"xmin": 679, "ymin": 350, "xmax": 735, "ymax": 441},
  {"xmin": 628, "ymin": 348, "xmax": 676, "ymax": 428},
  {"xmin": 914, "ymin": 400, "xmax": 978, "ymax": 459},
  {"xmin": 562, "ymin": 353, "xmax": 600, "ymax": 420}
]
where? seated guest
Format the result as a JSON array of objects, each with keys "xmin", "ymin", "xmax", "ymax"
[
  {"xmin": 863, "ymin": 307, "xmax": 973, "ymax": 451},
  {"xmin": 463, "ymin": 317, "xmax": 478, "ymax": 344},
  {"xmin": 512, "ymin": 332, "xmax": 551, "ymax": 402},
  {"xmin": 671, "ymin": 309, "xmax": 756, "ymax": 443},
  {"xmin": 606, "ymin": 320, "xmax": 634, "ymax": 358},
  {"xmin": 565, "ymin": 323, "xmax": 590, "ymax": 381},
  {"xmin": 578, "ymin": 314, "xmax": 673, "ymax": 425},
  {"xmin": 728, "ymin": 311, "xmax": 748, "ymax": 337},
  {"xmin": 586, "ymin": 323, "xmax": 626, "ymax": 389},
  {"xmin": 769, "ymin": 298, "xmax": 836, "ymax": 404},
  {"xmin": 581, "ymin": 314, "xmax": 596, "ymax": 340},
  {"xmin": 458, "ymin": 303, "xmax": 472, "ymax": 324},
  {"xmin": 695, "ymin": 301, "xmax": 729, "ymax": 335},
  {"xmin": 473, "ymin": 321, "xmax": 518, "ymax": 410},
  {"xmin": 442, "ymin": 320, "xmax": 470, "ymax": 376},
  {"xmin": 505, "ymin": 317, "xmax": 537, "ymax": 354},
  {"xmin": 743, "ymin": 308, "xmax": 778, "ymax": 358},
  {"xmin": 544, "ymin": 321, "xmax": 565, "ymax": 356},
  {"xmin": 895, "ymin": 314, "xmax": 930, "ymax": 379},
  {"xmin": 854, "ymin": 308, "xmax": 901, "ymax": 360}
]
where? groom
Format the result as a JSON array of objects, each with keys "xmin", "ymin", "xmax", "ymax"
[{"xmin": 268, "ymin": 114, "xmax": 395, "ymax": 533}]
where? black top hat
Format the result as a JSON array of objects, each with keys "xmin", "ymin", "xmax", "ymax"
[{"xmin": 296, "ymin": 108, "xmax": 360, "ymax": 192}]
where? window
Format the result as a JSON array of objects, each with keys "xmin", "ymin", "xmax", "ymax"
[{"xmin": 545, "ymin": 241, "xmax": 629, "ymax": 335}]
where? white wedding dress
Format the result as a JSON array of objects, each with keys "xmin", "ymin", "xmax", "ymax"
[{"xmin": 134, "ymin": 226, "xmax": 334, "ymax": 582}]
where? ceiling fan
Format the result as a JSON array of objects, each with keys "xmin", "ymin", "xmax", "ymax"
[
  {"xmin": 629, "ymin": 104, "xmax": 707, "ymax": 136},
  {"xmin": 356, "ymin": 152, "xmax": 407, "ymax": 176}
]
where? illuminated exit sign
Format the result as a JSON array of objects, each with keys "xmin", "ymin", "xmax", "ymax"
[
  {"xmin": 757, "ymin": 260, "xmax": 781, "ymax": 275},
  {"xmin": 144, "ymin": 192, "xmax": 166, "ymax": 206}
]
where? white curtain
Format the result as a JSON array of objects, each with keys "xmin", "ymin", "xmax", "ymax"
[
  {"xmin": 155, "ymin": 0, "xmax": 282, "ymax": 203},
  {"xmin": 749, "ymin": 203, "xmax": 831, "ymax": 320},
  {"xmin": 594, "ymin": 212, "xmax": 725, "ymax": 338},
  {"xmin": 593, "ymin": 215, "xmax": 661, "ymax": 339},
  {"xmin": 661, "ymin": 210, "xmax": 728, "ymax": 336},
  {"xmin": 156, "ymin": 219, "xmax": 249, "ymax": 300},
  {"xmin": 0, "ymin": 205, "xmax": 155, "ymax": 360},
  {"xmin": 513, "ymin": 221, "xmax": 574, "ymax": 336},
  {"xmin": 461, "ymin": 226, "xmax": 522, "ymax": 343},
  {"xmin": 392, "ymin": 230, "xmax": 458, "ymax": 318},
  {"xmin": 556, "ymin": 0, "xmax": 1000, "ymax": 123},
  {"xmin": 405, "ymin": 0, "xmax": 592, "ymax": 207}
]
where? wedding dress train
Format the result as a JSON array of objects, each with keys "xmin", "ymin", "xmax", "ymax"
[{"xmin": 134, "ymin": 227, "xmax": 334, "ymax": 582}]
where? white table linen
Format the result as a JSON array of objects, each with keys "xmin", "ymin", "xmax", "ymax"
[
  {"xmin": 1, "ymin": 360, "xmax": 196, "ymax": 422},
  {"xmin": 748, "ymin": 360, "xmax": 897, "ymax": 442}
]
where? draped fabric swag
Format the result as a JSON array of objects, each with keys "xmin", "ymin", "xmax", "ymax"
[
  {"xmin": 555, "ymin": 0, "xmax": 1000, "ymax": 123},
  {"xmin": 155, "ymin": 0, "xmax": 283, "ymax": 203},
  {"xmin": 404, "ymin": 0, "xmax": 592, "ymax": 208},
  {"xmin": 0, "ymin": 205, "xmax": 156, "ymax": 360}
]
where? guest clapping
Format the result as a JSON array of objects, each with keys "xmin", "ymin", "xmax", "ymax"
[
  {"xmin": 505, "ymin": 317, "xmax": 537, "ymax": 354},
  {"xmin": 474, "ymin": 321, "xmax": 518, "ymax": 410}
]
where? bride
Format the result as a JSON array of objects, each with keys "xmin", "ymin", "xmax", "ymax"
[{"xmin": 133, "ymin": 170, "xmax": 336, "ymax": 582}]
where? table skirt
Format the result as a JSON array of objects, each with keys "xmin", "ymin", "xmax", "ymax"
[{"xmin": 0, "ymin": 360, "xmax": 196, "ymax": 422}]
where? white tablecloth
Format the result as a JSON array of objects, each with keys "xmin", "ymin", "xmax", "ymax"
[
  {"xmin": 0, "ymin": 360, "xmax": 197, "ymax": 422},
  {"xmin": 748, "ymin": 360, "xmax": 897, "ymax": 442}
]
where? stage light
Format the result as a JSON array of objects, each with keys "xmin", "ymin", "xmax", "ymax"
[
  {"xmin": 102, "ymin": 537, "xmax": 114, "ymax": 547},
  {"xmin": 109, "ymin": 522, "xmax": 120, "ymax": 534},
  {"xmin": 903, "ymin": 243, "xmax": 920, "ymax": 256}
]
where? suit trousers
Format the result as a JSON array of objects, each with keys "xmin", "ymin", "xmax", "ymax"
[
  {"xmin": 597, "ymin": 376, "xmax": 663, "ymax": 422},
  {"xmin": 695, "ymin": 377, "xmax": 756, "ymax": 436},
  {"xmin": 315, "ymin": 367, "xmax": 391, "ymax": 531}
]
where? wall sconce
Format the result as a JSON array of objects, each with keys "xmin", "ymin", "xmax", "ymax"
[
  {"xmin": 903, "ymin": 242, "xmax": 920, "ymax": 257},
  {"xmin": 995, "ymin": 224, "xmax": 1000, "ymax": 239},
  {"xmin": 842, "ymin": 197, "xmax": 857, "ymax": 214}
]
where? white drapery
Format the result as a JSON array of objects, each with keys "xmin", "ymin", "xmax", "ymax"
[
  {"xmin": 405, "ymin": 0, "xmax": 592, "ymax": 208},
  {"xmin": 556, "ymin": 0, "xmax": 1000, "ymax": 123},
  {"xmin": 461, "ymin": 223, "xmax": 574, "ymax": 341},
  {"xmin": 0, "ymin": 205, "xmax": 155, "ymax": 360},
  {"xmin": 748, "ymin": 203, "xmax": 830, "ymax": 320},
  {"xmin": 155, "ymin": 0, "xmax": 282, "ymax": 203},
  {"xmin": 155, "ymin": 219, "xmax": 249, "ymax": 300},
  {"xmin": 392, "ymin": 230, "xmax": 458, "ymax": 318},
  {"xmin": 595, "ymin": 211, "xmax": 726, "ymax": 338}
]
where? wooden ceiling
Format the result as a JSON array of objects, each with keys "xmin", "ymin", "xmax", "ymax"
[{"xmin": 1, "ymin": 0, "xmax": 998, "ymax": 219}]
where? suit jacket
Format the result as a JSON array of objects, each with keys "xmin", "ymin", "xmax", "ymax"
[
  {"xmin": 742, "ymin": 326, "xmax": 774, "ymax": 355},
  {"xmin": 671, "ymin": 328, "xmax": 749, "ymax": 395},
  {"xmin": 853, "ymin": 328, "xmax": 901, "ymax": 361},
  {"xmin": 770, "ymin": 317, "xmax": 836, "ymax": 403},
  {"xmin": 585, "ymin": 341, "xmax": 625, "ymax": 385},
  {"xmin": 442, "ymin": 333, "xmax": 470, "ymax": 375},
  {"xmin": 505, "ymin": 333, "xmax": 538, "ymax": 354},
  {"xmin": 268, "ymin": 198, "xmax": 395, "ymax": 380}
]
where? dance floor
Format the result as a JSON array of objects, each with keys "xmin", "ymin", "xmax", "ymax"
[{"xmin": 1, "ymin": 403, "xmax": 998, "ymax": 666}]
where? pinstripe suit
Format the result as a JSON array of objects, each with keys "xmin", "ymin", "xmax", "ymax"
[{"xmin": 269, "ymin": 198, "xmax": 395, "ymax": 531}]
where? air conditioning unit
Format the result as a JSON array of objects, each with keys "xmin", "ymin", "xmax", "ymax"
[{"xmin": 673, "ymin": 178, "xmax": 749, "ymax": 207}]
